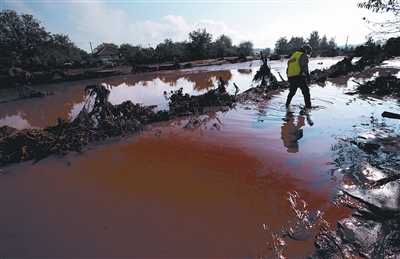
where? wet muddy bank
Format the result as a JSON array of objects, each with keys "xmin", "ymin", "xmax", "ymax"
[
  {"xmin": 1, "ymin": 65, "xmax": 132, "ymax": 89},
  {"xmin": 0, "ymin": 57, "xmax": 252, "ymax": 89}
]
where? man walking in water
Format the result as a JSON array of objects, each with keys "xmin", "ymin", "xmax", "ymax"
[{"xmin": 285, "ymin": 44, "xmax": 312, "ymax": 109}]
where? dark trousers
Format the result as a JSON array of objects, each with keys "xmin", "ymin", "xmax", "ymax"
[{"xmin": 286, "ymin": 76, "xmax": 311, "ymax": 108}]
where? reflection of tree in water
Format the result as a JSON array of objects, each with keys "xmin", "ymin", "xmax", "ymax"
[
  {"xmin": 0, "ymin": 87, "xmax": 85, "ymax": 128},
  {"xmin": 158, "ymin": 75, "xmax": 181, "ymax": 87},
  {"xmin": 158, "ymin": 70, "xmax": 233, "ymax": 92},
  {"xmin": 123, "ymin": 74, "xmax": 161, "ymax": 87}
]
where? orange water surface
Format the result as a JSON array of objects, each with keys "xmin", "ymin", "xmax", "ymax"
[{"xmin": 2, "ymin": 58, "xmax": 399, "ymax": 258}]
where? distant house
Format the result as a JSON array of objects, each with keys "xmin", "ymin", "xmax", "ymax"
[{"xmin": 93, "ymin": 46, "xmax": 122, "ymax": 64}]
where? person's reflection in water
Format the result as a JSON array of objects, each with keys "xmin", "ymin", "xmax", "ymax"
[{"xmin": 281, "ymin": 112, "xmax": 305, "ymax": 153}]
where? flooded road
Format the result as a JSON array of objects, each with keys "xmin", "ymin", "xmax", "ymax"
[
  {"xmin": 0, "ymin": 58, "xmax": 342, "ymax": 130},
  {"xmin": 1, "ymin": 57, "xmax": 399, "ymax": 258}
]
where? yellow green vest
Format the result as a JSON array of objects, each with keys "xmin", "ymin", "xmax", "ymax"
[{"xmin": 287, "ymin": 51, "xmax": 305, "ymax": 78}]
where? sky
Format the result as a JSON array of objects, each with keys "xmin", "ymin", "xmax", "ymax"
[{"xmin": 0, "ymin": 0, "xmax": 396, "ymax": 53}]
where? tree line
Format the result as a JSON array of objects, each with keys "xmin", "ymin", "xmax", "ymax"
[
  {"xmin": 274, "ymin": 31, "xmax": 340, "ymax": 57},
  {"xmin": 2, "ymin": 0, "xmax": 396, "ymax": 71},
  {"xmin": 118, "ymin": 30, "xmax": 256, "ymax": 65},
  {"xmin": 0, "ymin": 10, "xmax": 256, "ymax": 71}
]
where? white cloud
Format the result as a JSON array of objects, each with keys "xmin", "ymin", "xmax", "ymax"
[
  {"xmin": 193, "ymin": 19, "xmax": 243, "ymax": 44},
  {"xmin": 66, "ymin": 2, "xmax": 193, "ymax": 51},
  {"xmin": 161, "ymin": 15, "xmax": 190, "ymax": 33},
  {"xmin": 130, "ymin": 16, "xmax": 190, "ymax": 46},
  {"xmin": 65, "ymin": 2, "xmax": 265, "ymax": 51},
  {"xmin": 64, "ymin": 2, "xmax": 251, "ymax": 52},
  {"xmin": 66, "ymin": 2, "xmax": 129, "ymax": 50}
]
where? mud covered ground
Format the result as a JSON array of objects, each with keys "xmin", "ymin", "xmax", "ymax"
[{"xmin": 1, "ymin": 39, "xmax": 400, "ymax": 258}]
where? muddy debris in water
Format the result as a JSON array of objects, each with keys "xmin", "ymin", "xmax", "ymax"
[
  {"xmin": 164, "ymin": 80, "xmax": 236, "ymax": 118},
  {"xmin": 306, "ymin": 113, "xmax": 400, "ymax": 259},
  {"xmin": 353, "ymin": 75, "xmax": 400, "ymax": 97},
  {"xmin": 311, "ymin": 38, "xmax": 399, "ymax": 83},
  {"xmin": 238, "ymin": 57, "xmax": 289, "ymax": 103},
  {"xmin": 0, "ymin": 82, "xmax": 236, "ymax": 167},
  {"xmin": 309, "ymin": 184, "xmax": 400, "ymax": 259},
  {"xmin": 0, "ymin": 84, "xmax": 56, "ymax": 104}
]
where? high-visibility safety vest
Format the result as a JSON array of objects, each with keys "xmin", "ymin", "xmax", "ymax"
[{"xmin": 287, "ymin": 51, "xmax": 305, "ymax": 78}]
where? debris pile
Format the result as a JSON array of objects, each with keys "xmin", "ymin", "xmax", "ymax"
[
  {"xmin": 311, "ymin": 57, "xmax": 355, "ymax": 82},
  {"xmin": 252, "ymin": 59, "xmax": 279, "ymax": 87},
  {"xmin": 18, "ymin": 85, "xmax": 55, "ymax": 99},
  {"xmin": 355, "ymin": 75, "xmax": 400, "ymax": 97},
  {"xmin": 311, "ymin": 37, "xmax": 400, "ymax": 83},
  {"xmin": 0, "ymin": 84, "xmax": 55, "ymax": 104},
  {"xmin": 306, "ymin": 112, "xmax": 400, "ymax": 259},
  {"xmin": 239, "ymin": 58, "xmax": 289, "ymax": 103},
  {"xmin": 164, "ymin": 86, "xmax": 236, "ymax": 118}
]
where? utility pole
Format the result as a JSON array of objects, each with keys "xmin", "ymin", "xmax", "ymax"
[
  {"xmin": 89, "ymin": 42, "xmax": 93, "ymax": 53},
  {"xmin": 345, "ymin": 36, "xmax": 349, "ymax": 49}
]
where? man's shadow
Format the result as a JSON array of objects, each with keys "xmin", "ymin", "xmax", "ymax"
[{"xmin": 281, "ymin": 110, "xmax": 313, "ymax": 153}]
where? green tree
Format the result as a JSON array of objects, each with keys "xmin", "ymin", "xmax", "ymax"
[
  {"xmin": 78, "ymin": 48, "xmax": 93, "ymax": 65},
  {"xmin": 154, "ymin": 38, "xmax": 189, "ymax": 63},
  {"xmin": 174, "ymin": 41, "xmax": 190, "ymax": 62},
  {"xmin": 320, "ymin": 37, "xmax": 339, "ymax": 57},
  {"xmin": 328, "ymin": 37, "xmax": 338, "ymax": 49},
  {"xmin": 45, "ymin": 34, "xmax": 81, "ymax": 67},
  {"xmin": 155, "ymin": 38, "xmax": 173, "ymax": 62},
  {"xmin": 307, "ymin": 31, "xmax": 320, "ymax": 50},
  {"xmin": 0, "ymin": 9, "xmax": 50, "ymax": 68},
  {"xmin": 358, "ymin": 0, "xmax": 400, "ymax": 37},
  {"xmin": 237, "ymin": 41, "xmax": 254, "ymax": 56},
  {"xmin": 262, "ymin": 47, "xmax": 272, "ymax": 55},
  {"xmin": 274, "ymin": 37, "xmax": 289, "ymax": 55},
  {"xmin": 119, "ymin": 43, "xmax": 155, "ymax": 65},
  {"xmin": 139, "ymin": 46, "xmax": 155, "ymax": 64},
  {"xmin": 287, "ymin": 36, "xmax": 305, "ymax": 55},
  {"xmin": 119, "ymin": 43, "xmax": 141, "ymax": 64},
  {"xmin": 0, "ymin": 9, "xmax": 91, "ymax": 70},
  {"xmin": 188, "ymin": 28, "xmax": 213, "ymax": 60},
  {"xmin": 319, "ymin": 35, "xmax": 329, "ymax": 50},
  {"xmin": 214, "ymin": 34, "xmax": 233, "ymax": 59}
]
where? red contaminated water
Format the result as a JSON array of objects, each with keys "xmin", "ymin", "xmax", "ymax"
[
  {"xmin": 2, "ymin": 58, "xmax": 399, "ymax": 258},
  {"xmin": 2, "ymin": 111, "xmax": 352, "ymax": 258}
]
